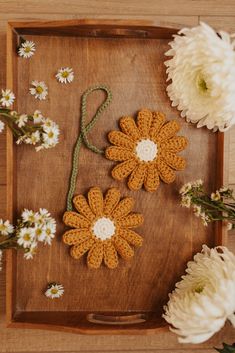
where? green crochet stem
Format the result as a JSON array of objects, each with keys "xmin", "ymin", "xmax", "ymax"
[{"xmin": 66, "ymin": 85, "xmax": 112, "ymax": 211}]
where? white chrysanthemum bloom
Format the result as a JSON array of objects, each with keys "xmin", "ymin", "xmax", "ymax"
[
  {"xmin": 16, "ymin": 114, "xmax": 28, "ymax": 128},
  {"xmin": 0, "ymin": 120, "xmax": 5, "ymax": 133},
  {"xmin": 33, "ymin": 110, "xmax": 44, "ymax": 124},
  {"xmin": 55, "ymin": 67, "xmax": 74, "ymax": 84},
  {"xmin": 0, "ymin": 219, "xmax": 14, "ymax": 235},
  {"xmin": 22, "ymin": 209, "xmax": 39, "ymax": 224},
  {"xmin": 18, "ymin": 40, "xmax": 36, "ymax": 58},
  {"xmin": 29, "ymin": 81, "xmax": 48, "ymax": 100},
  {"xmin": 45, "ymin": 283, "xmax": 64, "ymax": 299},
  {"xmin": 165, "ymin": 22, "xmax": 235, "ymax": 132},
  {"xmin": 163, "ymin": 245, "xmax": 235, "ymax": 344},
  {"xmin": 0, "ymin": 89, "xmax": 15, "ymax": 107},
  {"xmin": 17, "ymin": 227, "xmax": 35, "ymax": 248}
]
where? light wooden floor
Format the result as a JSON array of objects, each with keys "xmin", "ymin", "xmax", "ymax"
[{"xmin": 0, "ymin": 1, "xmax": 235, "ymax": 352}]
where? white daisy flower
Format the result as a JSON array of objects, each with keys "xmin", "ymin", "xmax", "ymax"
[
  {"xmin": 43, "ymin": 223, "xmax": 56, "ymax": 245},
  {"xmin": 0, "ymin": 89, "xmax": 15, "ymax": 107},
  {"xmin": 55, "ymin": 67, "xmax": 74, "ymax": 84},
  {"xmin": 29, "ymin": 81, "xmax": 48, "ymax": 100},
  {"xmin": 17, "ymin": 227, "xmax": 35, "ymax": 248},
  {"xmin": 0, "ymin": 219, "xmax": 14, "ymax": 235},
  {"xmin": 33, "ymin": 110, "xmax": 44, "ymax": 124},
  {"xmin": 211, "ymin": 190, "xmax": 221, "ymax": 201},
  {"xmin": 42, "ymin": 125, "xmax": 60, "ymax": 147},
  {"xmin": 16, "ymin": 114, "xmax": 28, "ymax": 128},
  {"xmin": 163, "ymin": 245, "xmax": 235, "ymax": 344},
  {"xmin": 10, "ymin": 111, "xmax": 18, "ymax": 117},
  {"xmin": 21, "ymin": 209, "xmax": 39, "ymax": 224},
  {"xmin": 18, "ymin": 40, "xmax": 36, "ymax": 58},
  {"xmin": 35, "ymin": 224, "xmax": 47, "ymax": 242},
  {"xmin": 24, "ymin": 241, "xmax": 37, "ymax": 259},
  {"xmin": 165, "ymin": 22, "xmax": 235, "ymax": 132},
  {"xmin": 0, "ymin": 249, "xmax": 3, "ymax": 271},
  {"xmin": 45, "ymin": 283, "xmax": 64, "ymax": 299},
  {"xmin": 193, "ymin": 204, "xmax": 202, "ymax": 217},
  {"xmin": 25, "ymin": 131, "xmax": 40, "ymax": 145},
  {"xmin": 181, "ymin": 195, "xmax": 191, "ymax": 208},
  {"xmin": 179, "ymin": 182, "xmax": 192, "ymax": 195},
  {"xmin": 0, "ymin": 120, "xmax": 5, "ymax": 133}
]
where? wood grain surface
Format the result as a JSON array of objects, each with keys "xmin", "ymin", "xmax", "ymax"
[{"xmin": 0, "ymin": 1, "xmax": 235, "ymax": 352}]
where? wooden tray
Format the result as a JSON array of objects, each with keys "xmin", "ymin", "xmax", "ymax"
[{"xmin": 6, "ymin": 19, "xmax": 227, "ymax": 334}]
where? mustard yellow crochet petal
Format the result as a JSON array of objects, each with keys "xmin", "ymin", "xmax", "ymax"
[
  {"xmin": 112, "ymin": 236, "xmax": 134, "ymax": 260},
  {"xmin": 149, "ymin": 112, "xmax": 166, "ymax": 139},
  {"xmin": 136, "ymin": 109, "xmax": 153, "ymax": 137},
  {"xmin": 88, "ymin": 187, "xmax": 103, "ymax": 216},
  {"xmin": 73, "ymin": 195, "xmax": 95, "ymax": 221},
  {"xmin": 161, "ymin": 136, "xmax": 188, "ymax": 153},
  {"xmin": 128, "ymin": 163, "xmax": 147, "ymax": 191},
  {"xmin": 70, "ymin": 238, "xmax": 95, "ymax": 259},
  {"xmin": 162, "ymin": 151, "xmax": 186, "ymax": 170},
  {"xmin": 117, "ymin": 213, "xmax": 144, "ymax": 228},
  {"xmin": 63, "ymin": 211, "xmax": 90, "ymax": 229},
  {"xmin": 63, "ymin": 229, "xmax": 92, "ymax": 245},
  {"xmin": 108, "ymin": 131, "xmax": 135, "ymax": 150},
  {"xmin": 144, "ymin": 163, "xmax": 160, "ymax": 192},
  {"xmin": 111, "ymin": 159, "xmax": 137, "ymax": 181},
  {"xmin": 156, "ymin": 157, "xmax": 175, "ymax": 183},
  {"xmin": 87, "ymin": 241, "xmax": 104, "ymax": 269},
  {"xmin": 104, "ymin": 240, "xmax": 118, "ymax": 269},
  {"xmin": 103, "ymin": 187, "xmax": 121, "ymax": 216},
  {"xmin": 156, "ymin": 120, "xmax": 180, "ymax": 143},
  {"xmin": 105, "ymin": 146, "xmax": 135, "ymax": 161},
  {"xmin": 119, "ymin": 116, "xmax": 141, "ymax": 141},
  {"xmin": 118, "ymin": 228, "xmax": 143, "ymax": 247},
  {"xmin": 112, "ymin": 197, "xmax": 134, "ymax": 219}
]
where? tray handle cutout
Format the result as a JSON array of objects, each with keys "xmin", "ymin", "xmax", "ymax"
[{"xmin": 87, "ymin": 313, "xmax": 147, "ymax": 325}]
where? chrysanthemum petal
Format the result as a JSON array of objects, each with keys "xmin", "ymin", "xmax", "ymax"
[
  {"xmin": 149, "ymin": 112, "xmax": 166, "ymax": 139},
  {"xmin": 156, "ymin": 120, "xmax": 180, "ymax": 142},
  {"xmin": 137, "ymin": 109, "xmax": 153, "ymax": 137},
  {"xmin": 105, "ymin": 146, "xmax": 135, "ymax": 161},
  {"xmin": 118, "ymin": 228, "xmax": 143, "ymax": 247},
  {"xmin": 112, "ymin": 197, "xmax": 134, "ymax": 219},
  {"xmin": 111, "ymin": 159, "xmax": 137, "ymax": 180},
  {"xmin": 73, "ymin": 195, "xmax": 95, "ymax": 221},
  {"xmin": 63, "ymin": 211, "xmax": 90, "ymax": 229},
  {"xmin": 70, "ymin": 238, "xmax": 95, "ymax": 259},
  {"xmin": 108, "ymin": 131, "xmax": 135, "ymax": 150},
  {"xmin": 156, "ymin": 158, "xmax": 175, "ymax": 183},
  {"xmin": 103, "ymin": 187, "xmax": 121, "ymax": 215},
  {"xmin": 88, "ymin": 187, "xmax": 103, "ymax": 216},
  {"xmin": 144, "ymin": 163, "xmax": 160, "ymax": 192},
  {"xmin": 112, "ymin": 236, "xmax": 134, "ymax": 259},
  {"xmin": 87, "ymin": 241, "xmax": 104, "ymax": 269},
  {"xmin": 117, "ymin": 213, "xmax": 144, "ymax": 228},
  {"xmin": 104, "ymin": 240, "xmax": 119, "ymax": 269},
  {"xmin": 128, "ymin": 163, "xmax": 147, "ymax": 190},
  {"xmin": 63, "ymin": 229, "xmax": 91, "ymax": 245},
  {"xmin": 162, "ymin": 151, "xmax": 186, "ymax": 170},
  {"xmin": 119, "ymin": 117, "xmax": 141, "ymax": 141},
  {"xmin": 161, "ymin": 136, "xmax": 188, "ymax": 153}
]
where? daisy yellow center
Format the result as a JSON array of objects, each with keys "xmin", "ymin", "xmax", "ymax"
[
  {"xmin": 24, "ymin": 46, "xmax": 31, "ymax": 53},
  {"xmin": 135, "ymin": 139, "xmax": 158, "ymax": 162},
  {"xmin": 62, "ymin": 71, "xmax": 69, "ymax": 78},
  {"xmin": 194, "ymin": 285, "xmax": 204, "ymax": 294},
  {"xmin": 36, "ymin": 86, "xmax": 43, "ymax": 94},
  {"xmin": 5, "ymin": 95, "xmax": 10, "ymax": 101},
  {"xmin": 23, "ymin": 233, "xmax": 31, "ymax": 241},
  {"xmin": 92, "ymin": 217, "xmax": 116, "ymax": 240},
  {"xmin": 51, "ymin": 288, "xmax": 58, "ymax": 294},
  {"xmin": 48, "ymin": 131, "xmax": 54, "ymax": 138},
  {"xmin": 0, "ymin": 224, "xmax": 6, "ymax": 232}
]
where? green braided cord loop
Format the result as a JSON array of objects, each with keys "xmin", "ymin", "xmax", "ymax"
[{"xmin": 66, "ymin": 85, "xmax": 112, "ymax": 211}]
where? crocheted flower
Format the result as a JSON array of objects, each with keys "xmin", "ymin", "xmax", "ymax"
[
  {"xmin": 62, "ymin": 187, "xmax": 144, "ymax": 269},
  {"xmin": 105, "ymin": 109, "xmax": 188, "ymax": 192}
]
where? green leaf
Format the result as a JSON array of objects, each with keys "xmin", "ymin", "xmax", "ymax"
[{"xmin": 214, "ymin": 343, "xmax": 235, "ymax": 353}]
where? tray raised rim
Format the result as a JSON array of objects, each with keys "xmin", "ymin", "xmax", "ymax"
[{"xmin": 5, "ymin": 18, "xmax": 228, "ymax": 335}]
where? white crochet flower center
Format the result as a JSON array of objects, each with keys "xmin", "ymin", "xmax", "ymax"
[
  {"xmin": 92, "ymin": 217, "xmax": 116, "ymax": 240},
  {"xmin": 135, "ymin": 139, "xmax": 158, "ymax": 162}
]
